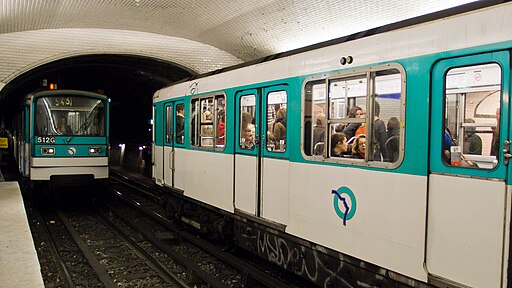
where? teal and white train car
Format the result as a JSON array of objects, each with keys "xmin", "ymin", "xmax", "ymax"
[
  {"xmin": 14, "ymin": 89, "xmax": 109, "ymax": 187},
  {"xmin": 153, "ymin": 1, "xmax": 512, "ymax": 287}
]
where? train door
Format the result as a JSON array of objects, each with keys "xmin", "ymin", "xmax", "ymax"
[
  {"xmin": 152, "ymin": 104, "xmax": 163, "ymax": 184},
  {"xmin": 260, "ymin": 86, "xmax": 289, "ymax": 224},
  {"xmin": 162, "ymin": 101, "xmax": 185, "ymax": 189},
  {"xmin": 234, "ymin": 85, "xmax": 290, "ymax": 223},
  {"xmin": 235, "ymin": 89, "xmax": 261, "ymax": 215},
  {"xmin": 427, "ymin": 52, "xmax": 511, "ymax": 288}
]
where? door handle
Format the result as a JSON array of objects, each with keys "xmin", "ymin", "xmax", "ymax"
[
  {"xmin": 169, "ymin": 150, "xmax": 175, "ymax": 171},
  {"xmin": 503, "ymin": 140, "xmax": 511, "ymax": 165}
]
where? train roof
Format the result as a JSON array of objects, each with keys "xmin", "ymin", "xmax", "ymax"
[
  {"xmin": 25, "ymin": 89, "xmax": 109, "ymax": 102},
  {"xmin": 155, "ymin": 0, "xmax": 511, "ymax": 101}
]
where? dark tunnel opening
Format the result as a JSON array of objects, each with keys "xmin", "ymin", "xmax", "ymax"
[{"xmin": 0, "ymin": 54, "xmax": 194, "ymax": 145}]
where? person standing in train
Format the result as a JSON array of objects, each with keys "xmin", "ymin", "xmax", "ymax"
[
  {"xmin": 491, "ymin": 108, "xmax": 500, "ymax": 157},
  {"xmin": 342, "ymin": 106, "xmax": 363, "ymax": 140},
  {"xmin": 176, "ymin": 104, "xmax": 185, "ymax": 144},
  {"xmin": 217, "ymin": 109, "xmax": 225, "ymax": 146},
  {"xmin": 373, "ymin": 101, "xmax": 387, "ymax": 161}
]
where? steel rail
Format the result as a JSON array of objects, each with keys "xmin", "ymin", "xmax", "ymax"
[
  {"xmin": 109, "ymin": 181, "xmax": 294, "ymax": 288},
  {"xmin": 39, "ymin": 211, "xmax": 76, "ymax": 288},
  {"xmin": 57, "ymin": 211, "xmax": 119, "ymax": 288},
  {"xmin": 104, "ymin": 198, "xmax": 230, "ymax": 288},
  {"xmin": 95, "ymin": 210, "xmax": 191, "ymax": 288}
]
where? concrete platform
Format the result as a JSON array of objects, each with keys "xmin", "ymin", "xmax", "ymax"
[{"xmin": 0, "ymin": 181, "xmax": 44, "ymax": 287}]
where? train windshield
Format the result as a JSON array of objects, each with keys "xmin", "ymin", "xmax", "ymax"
[{"xmin": 34, "ymin": 95, "xmax": 106, "ymax": 136}]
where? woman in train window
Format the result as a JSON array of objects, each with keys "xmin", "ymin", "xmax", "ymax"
[
  {"xmin": 352, "ymin": 134, "xmax": 366, "ymax": 159},
  {"xmin": 331, "ymin": 132, "xmax": 350, "ymax": 157},
  {"xmin": 267, "ymin": 107, "xmax": 286, "ymax": 150},
  {"xmin": 57, "ymin": 116, "xmax": 73, "ymax": 135}
]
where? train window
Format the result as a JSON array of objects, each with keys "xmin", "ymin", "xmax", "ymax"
[
  {"xmin": 327, "ymin": 75, "xmax": 367, "ymax": 158},
  {"xmin": 303, "ymin": 65, "xmax": 404, "ymax": 166},
  {"xmin": 34, "ymin": 96, "xmax": 106, "ymax": 136},
  {"xmin": 442, "ymin": 63, "xmax": 501, "ymax": 170},
  {"xmin": 190, "ymin": 94, "xmax": 226, "ymax": 150},
  {"xmin": 175, "ymin": 104, "xmax": 184, "ymax": 144},
  {"xmin": 303, "ymin": 80, "xmax": 327, "ymax": 156},
  {"xmin": 374, "ymin": 71, "xmax": 402, "ymax": 162},
  {"xmin": 166, "ymin": 105, "xmax": 173, "ymax": 143},
  {"xmin": 216, "ymin": 96, "xmax": 226, "ymax": 148},
  {"xmin": 266, "ymin": 91, "xmax": 287, "ymax": 152},
  {"xmin": 240, "ymin": 94, "xmax": 256, "ymax": 150},
  {"xmin": 191, "ymin": 99, "xmax": 199, "ymax": 146}
]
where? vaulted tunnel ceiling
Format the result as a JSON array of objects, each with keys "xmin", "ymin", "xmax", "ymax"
[
  {"xmin": 0, "ymin": 0, "xmax": 477, "ymax": 86},
  {"xmin": 0, "ymin": 0, "xmax": 481, "ymax": 142}
]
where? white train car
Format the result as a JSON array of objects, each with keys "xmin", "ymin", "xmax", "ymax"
[{"xmin": 153, "ymin": 2, "xmax": 512, "ymax": 287}]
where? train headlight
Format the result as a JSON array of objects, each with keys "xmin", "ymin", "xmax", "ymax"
[
  {"xmin": 41, "ymin": 147, "xmax": 55, "ymax": 155},
  {"xmin": 88, "ymin": 147, "xmax": 102, "ymax": 155}
]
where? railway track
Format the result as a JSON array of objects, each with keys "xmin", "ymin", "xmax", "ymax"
[
  {"xmin": 35, "ymin": 207, "xmax": 187, "ymax": 288},
  {"xmin": 107, "ymin": 172, "xmax": 311, "ymax": 288},
  {"xmin": 27, "ymin": 171, "xmax": 310, "ymax": 288}
]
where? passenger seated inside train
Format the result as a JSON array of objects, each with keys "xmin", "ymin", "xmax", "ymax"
[
  {"xmin": 442, "ymin": 126, "xmax": 478, "ymax": 168},
  {"xmin": 331, "ymin": 132, "xmax": 351, "ymax": 158},
  {"xmin": 241, "ymin": 128, "xmax": 254, "ymax": 149},
  {"xmin": 463, "ymin": 118, "xmax": 482, "ymax": 155},
  {"xmin": 352, "ymin": 134, "xmax": 366, "ymax": 159}
]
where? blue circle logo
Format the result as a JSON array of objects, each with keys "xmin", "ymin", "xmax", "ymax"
[{"xmin": 332, "ymin": 187, "xmax": 357, "ymax": 226}]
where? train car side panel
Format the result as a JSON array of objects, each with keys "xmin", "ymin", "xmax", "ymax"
[
  {"xmin": 261, "ymin": 158, "xmax": 290, "ymax": 225},
  {"xmin": 234, "ymin": 154, "xmax": 258, "ymax": 215},
  {"xmin": 183, "ymin": 149, "xmax": 234, "ymax": 213},
  {"xmin": 427, "ymin": 175, "xmax": 505, "ymax": 288},
  {"xmin": 287, "ymin": 163, "xmax": 428, "ymax": 281}
]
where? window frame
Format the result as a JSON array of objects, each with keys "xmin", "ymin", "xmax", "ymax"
[
  {"xmin": 190, "ymin": 92, "xmax": 226, "ymax": 151},
  {"xmin": 265, "ymin": 90, "xmax": 288, "ymax": 153},
  {"xmin": 301, "ymin": 63, "xmax": 406, "ymax": 169},
  {"xmin": 441, "ymin": 62, "xmax": 502, "ymax": 170}
]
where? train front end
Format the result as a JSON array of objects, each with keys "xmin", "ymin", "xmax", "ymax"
[{"xmin": 29, "ymin": 90, "xmax": 109, "ymax": 186}]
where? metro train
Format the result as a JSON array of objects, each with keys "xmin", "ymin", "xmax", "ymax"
[
  {"xmin": 13, "ymin": 89, "xmax": 109, "ymax": 191},
  {"xmin": 152, "ymin": 2, "xmax": 512, "ymax": 287}
]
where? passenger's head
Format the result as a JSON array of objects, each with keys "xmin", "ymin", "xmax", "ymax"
[
  {"xmin": 387, "ymin": 117, "xmax": 400, "ymax": 132},
  {"xmin": 357, "ymin": 107, "xmax": 366, "ymax": 118},
  {"xmin": 331, "ymin": 132, "xmax": 348, "ymax": 153},
  {"xmin": 465, "ymin": 118, "xmax": 476, "ymax": 134},
  {"xmin": 352, "ymin": 134, "xmax": 366, "ymax": 157},
  {"xmin": 59, "ymin": 116, "xmax": 67, "ymax": 125},
  {"xmin": 374, "ymin": 101, "xmax": 381, "ymax": 117},
  {"xmin": 244, "ymin": 128, "xmax": 254, "ymax": 143},
  {"xmin": 218, "ymin": 110, "xmax": 225, "ymax": 123},
  {"xmin": 276, "ymin": 108, "xmax": 286, "ymax": 120},
  {"xmin": 242, "ymin": 112, "xmax": 252, "ymax": 128},
  {"xmin": 348, "ymin": 106, "xmax": 362, "ymax": 118},
  {"xmin": 177, "ymin": 105, "xmax": 184, "ymax": 114},
  {"xmin": 315, "ymin": 113, "xmax": 326, "ymax": 126}
]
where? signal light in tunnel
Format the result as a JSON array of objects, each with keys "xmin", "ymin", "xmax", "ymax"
[{"xmin": 49, "ymin": 83, "xmax": 57, "ymax": 90}]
